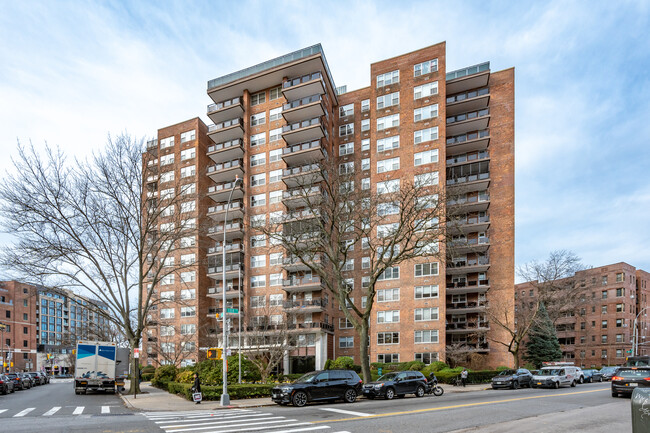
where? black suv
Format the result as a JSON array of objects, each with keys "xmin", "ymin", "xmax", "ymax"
[
  {"xmin": 362, "ymin": 371, "xmax": 428, "ymax": 399},
  {"xmin": 611, "ymin": 367, "xmax": 650, "ymax": 397},
  {"xmin": 272, "ymin": 370, "xmax": 363, "ymax": 407}
]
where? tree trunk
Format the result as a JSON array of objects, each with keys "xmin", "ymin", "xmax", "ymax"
[
  {"xmin": 128, "ymin": 343, "xmax": 141, "ymax": 395},
  {"xmin": 511, "ymin": 347, "xmax": 519, "ymax": 369},
  {"xmin": 359, "ymin": 320, "xmax": 371, "ymax": 383}
]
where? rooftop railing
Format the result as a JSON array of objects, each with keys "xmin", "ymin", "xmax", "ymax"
[{"xmin": 446, "ymin": 62, "xmax": 490, "ymax": 81}]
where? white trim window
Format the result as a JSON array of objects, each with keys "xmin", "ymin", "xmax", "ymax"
[
  {"xmin": 180, "ymin": 130, "xmax": 196, "ymax": 143},
  {"xmin": 339, "ymin": 318, "xmax": 353, "ymax": 329},
  {"xmin": 377, "ymin": 114, "xmax": 400, "ymax": 131},
  {"xmin": 180, "ymin": 307, "xmax": 196, "ymax": 317},
  {"xmin": 269, "ymin": 107, "xmax": 282, "ymax": 121},
  {"xmin": 414, "ymin": 127, "xmax": 439, "ymax": 144},
  {"xmin": 270, "ymin": 293, "xmax": 283, "ymax": 306},
  {"xmin": 269, "ymin": 127, "xmax": 282, "ymax": 142},
  {"xmin": 377, "ymin": 310, "xmax": 400, "ymax": 323},
  {"xmin": 414, "ymin": 149, "xmax": 439, "ymax": 166},
  {"xmin": 339, "ymin": 336, "xmax": 354, "ymax": 348},
  {"xmin": 251, "ymin": 173, "xmax": 266, "ymax": 187},
  {"xmin": 250, "ymin": 275, "xmax": 266, "ymax": 288},
  {"xmin": 160, "ymin": 308, "xmax": 175, "ymax": 319},
  {"xmin": 180, "ymin": 253, "xmax": 195, "ymax": 265},
  {"xmin": 362, "ymin": 257, "xmax": 370, "ymax": 269},
  {"xmin": 160, "ymin": 291, "xmax": 175, "ymax": 302},
  {"xmin": 339, "ymin": 162, "xmax": 354, "ymax": 174},
  {"xmin": 377, "ymin": 157, "xmax": 400, "ymax": 173},
  {"xmin": 180, "ymin": 324, "xmax": 196, "ymax": 335},
  {"xmin": 160, "ymin": 154, "xmax": 174, "ymax": 166},
  {"xmin": 414, "ymin": 81, "xmax": 438, "ymax": 99},
  {"xmin": 251, "ymin": 193, "xmax": 266, "ymax": 207},
  {"xmin": 378, "ymin": 288, "xmax": 400, "ymax": 302},
  {"xmin": 377, "ymin": 267, "xmax": 399, "ymax": 281},
  {"xmin": 361, "ymin": 119, "xmax": 370, "ymax": 132},
  {"xmin": 269, "ymin": 190, "xmax": 282, "ymax": 204},
  {"xmin": 269, "ymin": 169, "xmax": 282, "ymax": 183},
  {"xmin": 414, "ymin": 104, "xmax": 439, "ymax": 121},
  {"xmin": 415, "ymin": 330, "xmax": 438, "ymax": 343},
  {"xmin": 361, "ymin": 139, "xmax": 370, "ymax": 151},
  {"xmin": 250, "ymin": 214, "xmax": 265, "ymax": 227},
  {"xmin": 377, "ymin": 136, "xmax": 399, "ymax": 153},
  {"xmin": 269, "ymin": 87, "xmax": 281, "ymax": 100},
  {"xmin": 250, "ymin": 92, "xmax": 265, "ymax": 106},
  {"xmin": 251, "ymin": 234, "xmax": 266, "ymax": 247},
  {"xmin": 251, "ymin": 254, "xmax": 266, "ymax": 268},
  {"xmin": 250, "ymin": 153, "xmax": 266, "ymax": 167},
  {"xmin": 161, "ymin": 342, "xmax": 175, "ymax": 353},
  {"xmin": 160, "ymin": 136, "xmax": 175, "ymax": 149},
  {"xmin": 414, "ymin": 171, "xmax": 439, "ymax": 187},
  {"xmin": 250, "ymin": 112, "xmax": 266, "ymax": 126},
  {"xmin": 339, "ymin": 123, "xmax": 354, "ymax": 137},
  {"xmin": 361, "ymin": 158, "xmax": 370, "ymax": 171},
  {"xmin": 339, "ymin": 103, "xmax": 354, "ymax": 117},
  {"xmin": 415, "ymin": 262, "xmax": 439, "ymax": 277},
  {"xmin": 180, "ymin": 148, "xmax": 195, "ymax": 161},
  {"xmin": 160, "ymin": 171, "xmax": 174, "ymax": 183},
  {"xmin": 377, "ymin": 70, "xmax": 399, "ymax": 87},
  {"xmin": 269, "ymin": 252, "xmax": 283, "ymax": 266},
  {"xmin": 361, "ymin": 177, "xmax": 370, "ymax": 190},
  {"xmin": 378, "ymin": 353, "xmax": 399, "ymax": 363},
  {"xmin": 180, "ymin": 201, "xmax": 195, "ymax": 213},
  {"xmin": 377, "ymin": 91, "xmax": 399, "ymax": 109},
  {"xmin": 180, "ymin": 289, "xmax": 196, "ymax": 300},
  {"xmin": 377, "ymin": 179, "xmax": 400, "ymax": 194},
  {"xmin": 270, "ymin": 273, "xmax": 282, "ymax": 286},
  {"xmin": 339, "ymin": 142, "xmax": 354, "ymax": 156},
  {"xmin": 414, "ymin": 59, "xmax": 438, "ymax": 76},
  {"xmin": 180, "ymin": 165, "xmax": 195, "ymax": 178},
  {"xmin": 250, "ymin": 295, "xmax": 266, "ymax": 308},
  {"xmin": 250, "ymin": 132, "xmax": 266, "ymax": 147},
  {"xmin": 377, "ymin": 332, "xmax": 400, "ymax": 345},
  {"xmin": 378, "ymin": 202, "xmax": 400, "ymax": 217},
  {"xmin": 415, "ymin": 285, "xmax": 439, "ymax": 299},
  {"xmin": 269, "ymin": 148, "xmax": 282, "ymax": 162},
  {"xmin": 361, "ymin": 99, "xmax": 370, "ymax": 112},
  {"xmin": 415, "ymin": 307, "xmax": 439, "ymax": 321},
  {"xmin": 180, "ymin": 271, "xmax": 195, "ymax": 283}
]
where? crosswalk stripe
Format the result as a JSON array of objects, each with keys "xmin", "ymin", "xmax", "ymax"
[
  {"xmin": 156, "ymin": 413, "xmax": 271, "ymax": 424},
  {"xmin": 43, "ymin": 407, "xmax": 61, "ymax": 416},
  {"xmin": 183, "ymin": 422, "xmax": 314, "ymax": 433},
  {"xmin": 72, "ymin": 406, "xmax": 84, "ymax": 415},
  {"xmin": 14, "ymin": 408, "xmax": 35, "ymax": 417},
  {"xmin": 145, "ymin": 410, "xmax": 252, "ymax": 417},
  {"xmin": 101, "ymin": 406, "xmax": 110, "ymax": 414},
  {"xmin": 266, "ymin": 427, "xmax": 332, "ymax": 433},
  {"xmin": 0, "ymin": 409, "xmax": 7, "ymax": 414},
  {"xmin": 318, "ymin": 408, "xmax": 373, "ymax": 417},
  {"xmin": 161, "ymin": 417, "xmax": 294, "ymax": 432},
  {"xmin": 149, "ymin": 411, "xmax": 253, "ymax": 421}
]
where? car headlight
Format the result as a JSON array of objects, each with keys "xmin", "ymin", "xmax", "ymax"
[
  {"xmin": 281, "ymin": 386, "xmax": 293, "ymax": 393},
  {"xmin": 374, "ymin": 383, "xmax": 384, "ymax": 389}
]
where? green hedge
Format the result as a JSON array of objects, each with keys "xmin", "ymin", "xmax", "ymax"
[
  {"xmin": 434, "ymin": 369, "xmax": 499, "ymax": 384},
  {"xmin": 141, "ymin": 373, "xmax": 154, "ymax": 382},
  {"xmin": 166, "ymin": 382, "xmax": 274, "ymax": 401}
]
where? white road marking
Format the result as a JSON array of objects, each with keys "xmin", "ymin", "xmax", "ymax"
[
  {"xmin": 269, "ymin": 427, "xmax": 332, "ymax": 433},
  {"xmin": 161, "ymin": 417, "xmax": 295, "ymax": 432},
  {"xmin": 0, "ymin": 409, "xmax": 7, "ymax": 414},
  {"xmin": 318, "ymin": 407, "xmax": 373, "ymax": 417},
  {"xmin": 13, "ymin": 408, "xmax": 35, "ymax": 417},
  {"xmin": 156, "ymin": 413, "xmax": 271, "ymax": 424},
  {"xmin": 72, "ymin": 406, "xmax": 84, "ymax": 415},
  {"xmin": 161, "ymin": 422, "xmax": 315, "ymax": 433},
  {"xmin": 101, "ymin": 406, "xmax": 110, "ymax": 414},
  {"xmin": 43, "ymin": 407, "xmax": 62, "ymax": 416}
]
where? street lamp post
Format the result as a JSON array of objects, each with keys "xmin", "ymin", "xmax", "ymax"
[
  {"xmin": 221, "ymin": 176, "xmax": 242, "ymax": 406},
  {"xmin": 632, "ymin": 307, "xmax": 649, "ymax": 356},
  {"xmin": 0, "ymin": 323, "xmax": 5, "ymax": 374},
  {"xmin": 238, "ymin": 265, "xmax": 242, "ymax": 384}
]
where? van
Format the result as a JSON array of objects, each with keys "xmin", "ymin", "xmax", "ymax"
[{"xmin": 531, "ymin": 365, "xmax": 583, "ymax": 389}]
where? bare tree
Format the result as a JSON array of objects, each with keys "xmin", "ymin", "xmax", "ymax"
[
  {"xmin": 258, "ymin": 157, "xmax": 445, "ymax": 382},
  {"xmin": 486, "ymin": 295, "xmax": 539, "ymax": 368},
  {"xmin": 445, "ymin": 342, "xmax": 474, "ymax": 369},
  {"xmin": 0, "ymin": 137, "xmax": 201, "ymax": 394}
]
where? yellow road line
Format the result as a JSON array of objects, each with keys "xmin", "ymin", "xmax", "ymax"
[{"xmin": 311, "ymin": 387, "xmax": 609, "ymax": 424}]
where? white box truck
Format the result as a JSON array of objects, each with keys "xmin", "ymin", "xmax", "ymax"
[{"xmin": 74, "ymin": 340, "xmax": 117, "ymax": 394}]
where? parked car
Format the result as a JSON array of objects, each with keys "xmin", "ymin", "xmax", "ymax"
[
  {"xmin": 5, "ymin": 373, "xmax": 26, "ymax": 390},
  {"xmin": 362, "ymin": 371, "xmax": 428, "ymax": 400},
  {"xmin": 531, "ymin": 366, "xmax": 581, "ymax": 388},
  {"xmin": 491, "ymin": 369, "xmax": 533, "ymax": 389},
  {"xmin": 600, "ymin": 366, "xmax": 619, "ymax": 381},
  {"xmin": 19, "ymin": 373, "xmax": 34, "ymax": 389},
  {"xmin": 582, "ymin": 369, "xmax": 603, "ymax": 383},
  {"xmin": 271, "ymin": 370, "xmax": 363, "ymax": 407},
  {"xmin": 611, "ymin": 367, "xmax": 650, "ymax": 397},
  {"xmin": 38, "ymin": 372, "xmax": 50, "ymax": 384},
  {"xmin": 0, "ymin": 374, "xmax": 16, "ymax": 394},
  {"xmin": 27, "ymin": 372, "xmax": 44, "ymax": 385}
]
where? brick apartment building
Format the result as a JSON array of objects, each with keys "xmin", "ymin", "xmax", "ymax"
[
  {"xmin": 0, "ymin": 281, "xmax": 38, "ymax": 372},
  {"xmin": 142, "ymin": 41, "xmax": 515, "ymax": 371},
  {"xmin": 515, "ymin": 262, "xmax": 650, "ymax": 368}
]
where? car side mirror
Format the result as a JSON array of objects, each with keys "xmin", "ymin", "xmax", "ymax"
[{"xmin": 395, "ymin": 378, "xmax": 401, "ymax": 382}]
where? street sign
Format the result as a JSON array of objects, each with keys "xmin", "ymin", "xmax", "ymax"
[
  {"xmin": 134, "ymin": 348, "xmax": 140, "ymax": 358},
  {"xmin": 627, "ymin": 350, "xmax": 633, "ymax": 354},
  {"xmin": 226, "ymin": 308, "xmax": 239, "ymax": 314}
]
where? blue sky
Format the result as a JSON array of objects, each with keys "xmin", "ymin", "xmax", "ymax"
[{"xmin": 1, "ymin": 1, "xmax": 649, "ymax": 275}]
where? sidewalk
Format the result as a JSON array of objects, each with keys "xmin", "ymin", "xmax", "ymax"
[{"xmin": 120, "ymin": 381, "xmax": 489, "ymax": 412}]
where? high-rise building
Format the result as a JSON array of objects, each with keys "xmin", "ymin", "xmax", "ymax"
[
  {"xmin": 0, "ymin": 281, "xmax": 38, "ymax": 372},
  {"xmin": 143, "ymin": 41, "xmax": 515, "ymax": 370}
]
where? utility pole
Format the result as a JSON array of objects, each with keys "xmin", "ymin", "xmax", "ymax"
[{"xmin": 0, "ymin": 323, "xmax": 5, "ymax": 374}]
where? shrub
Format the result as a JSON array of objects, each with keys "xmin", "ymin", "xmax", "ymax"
[
  {"xmin": 151, "ymin": 365, "xmax": 178, "ymax": 390},
  {"xmin": 430, "ymin": 361, "xmax": 449, "ymax": 372},
  {"xmin": 278, "ymin": 373, "xmax": 303, "ymax": 383},
  {"xmin": 176, "ymin": 370, "xmax": 195, "ymax": 384},
  {"xmin": 141, "ymin": 373, "xmax": 154, "ymax": 382},
  {"xmin": 166, "ymin": 382, "xmax": 274, "ymax": 401},
  {"xmin": 404, "ymin": 361, "xmax": 426, "ymax": 371},
  {"xmin": 226, "ymin": 355, "xmax": 262, "ymax": 384},
  {"xmin": 496, "ymin": 366, "xmax": 511, "ymax": 371},
  {"xmin": 323, "ymin": 359, "xmax": 333, "ymax": 370},
  {"xmin": 351, "ymin": 364, "xmax": 362, "ymax": 374},
  {"xmin": 332, "ymin": 356, "xmax": 355, "ymax": 370},
  {"xmin": 141, "ymin": 365, "xmax": 155, "ymax": 375}
]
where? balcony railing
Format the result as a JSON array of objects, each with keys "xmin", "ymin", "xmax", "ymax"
[
  {"xmin": 446, "ymin": 279, "xmax": 490, "ymax": 289},
  {"xmin": 207, "ymin": 159, "xmax": 243, "ymax": 174},
  {"xmin": 448, "ymin": 257, "xmax": 490, "ymax": 268},
  {"xmin": 446, "ymin": 301, "xmax": 488, "ymax": 309},
  {"xmin": 208, "ymin": 118, "xmax": 242, "ymax": 132},
  {"xmin": 207, "ymin": 263, "xmax": 244, "ymax": 275},
  {"xmin": 282, "ymin": 117, "xmax": 321, "ymax": 133},
  {"xmin": 207, "ymin": 242, "xmax": 244, "ymax": 254},
  {"xmin": 283, "ymin": 186, "xmax": 321, "ymax": 199},
  {"xmin": 285, "ymin": 209, "xmax": 320, "ymax": 220},
  {"xmin": 283, "ymin": 276, "xmax": 322, "ymax": 287},
  {"xmin": 207, "ymin": 97, "xmax": 242, "ymax": 114},
  {"xmin": 208, "ymin": 180, "xmax": 243, "ymax": 195},
  {"xmin": 283, "ymin": 139, "xmax": 323, "ymax": 156},
  {"xmin": 447, "ymin": 193, "xmax": 490, "ymax": 206},
  {"xmin": 283, "ymin": 94, "xmax": 322, "ymax": 111},
  {"xmin": 447, "ymin": 172, "xmax": 490, "ymax": 186},
  {"xmin": 283, "ymin": 71, "xmax": 323, "ymax": 89},
  {"xmin": 208, "ymin": 221, "xmax": 243, "ymax": 235},
  {"xmin": 146, "ymin": 139, "xmax": 158, "ymax": 149},
  {"xmin": 450, "ymin": 215, "xmax": 490, "ymax": 226},
  {"xmin": 208, "ymin": 139, "xmax": 243, "ymax": 154},
  {"xmin": 447, "ymin": 129, "xmax": 490, "ymax": 145},
  {"xmin": 208, "ymin": 201, "xmax": 243, "ymax": 214},
  {"xmin": 446, "ymin": 87, "xmax": 489, "ymax": 104},
  {"xmin": 447, "ymin": 109, "xmax": 489, "ymax": 125},
  {"xmin": 449, "ymin": 238, "xmax": 490, "ymax": 247},
  {"xmin": 283, "ymin": 163, "xmax": 320, "ymax": 177},
  {"xmin": 283, "ymin": 299, "xmax": 325, "ymax": 309},
  {"xmin": 446, "ymin": 62, "xmax": 490, "ymax": 81},
  {"xmin": 287, "ymin": 321, "xmax": 334, "ymax": 332},
  {"xmin": 447, "ymin": 151, "xmax": 489, "ymax": 166}
]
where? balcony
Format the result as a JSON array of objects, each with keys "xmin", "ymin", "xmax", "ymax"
[
  {"xmin": 282, "ymin": 94, "xmax": 326, "ymax": 123},
  {"xmin": 283, "ymin": 299, "xmax": 325, "ymax": 313},
  {"xmin": 447, "ymin": 130, "xmax": 490, "ymax": 155},
  {"xmin": 446, "ymin": 109, "xmax": 490, "ymax": 136},
  {"xmin": 285, "ymin": 208, "xmax": 321, "ymax": 223},
  {"xmin": 146, "ymin": 174, "xmax": 159, "ymax": 184},
  {"xmin": 446, "ymin": 87, "xmax": 490, "ymax": 116},
  {"xmin": 446, "ymin": 172, "xmax": 490, "ymax": 193},
  {"xmin": 208, "ymin": 220, "xmax": 244, "ymax": 241},
  {"xmin": 447, "ymin": 215, "xmax": 490, "ymax": 235},
  {"xmin": 207, "ymin": 159, "xmax": 244, "ymax": 183},
  {"xmin": 208, "ymin": 181, "xmax": 244, "ymax": 203},
  {"xmin": 207, "ymin": 201, "xmax": 244, "ymax": 222},
  {"xmin": 207, "ymin": 138, "xmax": 244, "ymax": 163},
  {"xmin": 282, "ymin": 163, "xmax": 322, "ymax": 188},
  {"xmin": 287, "ymin": 321, "xmax": 334, "ymax": 333},
  {"xmin": 282, "ymin": 276, "xmax": 326, "ymax": 294},
  {"xmin": 446, "ymin": 150, "xmax": 489, "ymax": 167},
  {"xmin": 447, "ymin": 193, "xmax": 490, "ymax": 212},
  {"xmin": 282, "ymin": 117, "xmax": 325, "ymax": 145},
  {"xmin": 446, "ymin": 301, "xmax": 488, "ymax": 314},
  {"xmin": 282, "ymin": 139, "xmax": 326, "ymax": 166},
  {"xmin": 146, "ymin": 139, "xmax": 158, "ymax": 150},
  {"xmin": 447, "ymin": 237, "xmax": 490, "ymax": 254},
  {"xmin": 446, "ymin": 321, "xmax": 490, "ymax": 334},
  {"xmin": 282, "ymin": 255, "xmax": 322, "ymax": 272},
  {"xmin": 207, "ymin": 286, "xmax": 244, "ymax": 300},
  {"xmin": 207, "ymin": 97, "xmax": 244, "ymax": 125},
  {"xmin": 207, "ymin": 262, "xmax": 244, "ymax": 280},
  {"xmin": 446, "ymin": 257, "xmax": 490, "ymax": 275},
  {"xmin": 207, "ymin": 242, "xmax": 244, "ymax": 256},
  {"xmin": 446, "ymin": 62, "xmax": 490, "ymax": 94},
  {"xmin": 446, "ymin": 280, "xmax": 490, "ymax": 295},
  {"xmin": 282, "ymin": 186, "xmax": 322, "ymax": 209},
  {"xmin": 208, "ymin": 118, "xmax": 244, "ymax": 143},
  {"xmin": 282, "ymin": 71, "xmax": 326, "ymax": 101}
]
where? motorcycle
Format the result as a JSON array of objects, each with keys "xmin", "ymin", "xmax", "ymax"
[{"xmin": 427, "ymin": 375, "xmax": 444, "ymax": 396}]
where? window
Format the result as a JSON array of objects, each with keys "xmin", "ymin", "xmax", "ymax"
[
  {"xmin": 160, "ymin": 153, "xmax": 174, "ymax": 166},
  {"xmin": 377, "ymin": 223, "xmax": 399, "ymax": 238},
  {"xmin": 250, "ymin": 275, "xmax": 266, "ymax": 288},
  {"xmin": 270, "ymin": 294, "xmax": 283, "ymax": 307},
  {"xmin": 250, "ymin": 214, "xmax": 265, "ymax": 227},
  {"xmin": 415, "ymin": 307, "xmax": 439, "ymax": 321},
  {"xmin": 270, "ymin": 273, "xmax": 282, "ymax": 286},
  {"xmin": 602, "ymin": 320, "xmax": 608, "ymax": 329},
  {"xmin": 414, "ymin": 127, "xmax": 439, "ymax": 144},
  {"xmin": 180, "ymin": 289, "xmax": 195, "ymax": 300},
  {"xmin": 269, "ymin": 127, "xmax": 282, "ymax": 142},
  {"xmin": 339, "ymin": 337, "xmax": 354, "ymax": 348},
  {"xmin": 180, "ymin": 253, "xmax": 195, "ymax": 265},
  {"xmin": 378, "ymin": 288, "xmax": 400, "ymax": 302},
  {"xmin": 415, "ymin": 285, "xmax": 439, "ymax": 299},
  {"xmin": 251, "ymin": 173, "xmax": 266, "ymax": 187},
  {"xmin": 250, "ymin": 153, "xmax": 266, "ymax": 167},
  {"xmin": 269, "ymin": 107, "xmax": 282, "ymax": 121},
  {"xmin": 180, "ymin": 148, "xmax": 195, "ymax": 161},
  {"xmin": 361, "ymin": 99, "xmax": 370, "ymax": 112},
  {"xmin": 161, "ymin": 343, "xmax": 174, "ymax": 353},
  {"xmin": 339, "ymin": 104, "xmax": 354, "ymax": 117},
  {"xmin": 180, "ymin": 165, "xmax": 195, "ymax": 178},
  {"xmin": 616, "ymin": 334, "xmax": 624, "ymax": 343},
  {"xmin": 362, "ymin": 158, "xmax": 370, "ymax": 171},
  {"xmin": 269, "ymin": 190, "xmax": 282, "ymax": 204},
  {"xmin": 377, "ymin": 70, "xmax": 399, "ymax": 87},
  {"xmin": 377, "ymin": 202, "xmax": 400, "ymax": 216},
  {"xmin": 414, "ymin": 171, "xmax": 439, "ymax": 187},
  {"xmin": 361, "ymin": 139, "xmax": 370, "ymax": 151},
  {"xmin": 377, "ymin": 310, "xmax": 400, "ymax": 323},
  {"xmin": 250, "ymin": 92, "xmax": 265, "ymax": 106},
  {"xmin": 377, "ymin": 113, "xmax": 400, "ymax": 131},
  {"xmin": 250, "ymin": 132, "xmax": 266, "ymax": 147},
  {"xmin": 415, "ymin": 262, "xmax": 439, "ymax": 277},
  {"xmin": 265, "ymin": 169, "xmax": 280, "ymax": 185},
  {"xmin": 377, "ymin": 332, "xmax": 400, "ymax": 344},
  {"xmin": 339, "ymin": 142, "xmax": 354, "ymax": 156},
  {"xmin": 377, "ymin": 92, "xmax": 399, "ymax": 109},
  {"xmin": 160, "ymin": 308, "xmax": 175, "ymax": 319},
  {"xmin": 415, "ymin": 352, "xmax": 438, "ymax": 364},
  {"xmin": 250, "ymin": 112, "xmax": 266, "ymax": 126},
  {"xmin": 180, "ymin": 271, "xmax": 195, "ymax": 282},
  {"xmin": 160, "ymin": 171, "xmax": 174, "ymax": 183},
  {"xmin": 251, "ymin": 255, "xmax": 266, "ymax": 268},
  {"xmin": 414, "ymin": 59, "xmax": 438, "ymax": 76},
  {"xmin": 602, "ymin": 276, "xmax": 608, "ymax": 285},
  {"xmin": 377, "ymin": 135, "xmax": 400, "ymax": 152},
  {"xmin": 377, "ymin": 179, "xmax": 400, "ymax": 194},
  {"xmin": 616, "ymin": 318, "xmax": 624, "ymax": 327},
  {"xmin": 339, "ymin": 318, "xmax": 353, "ymax": 329},
  {"xmin": 602, "ymin": 290, "xmax": 608, "ymax": 299},
  {"xmin": 269, "ymin": 148, "xmax": 282, "ymax": 162},
  {"xmin": 250, "ymin": 234, "xmax": 266, "ymax": 248},
  {"xmin": 180, "ymin": 130, "xmax": 196, "ymax": 143},
  {"xmin": 378, "ymin": 353, "xmax": 399, "ymax": 363},
  {"xmin": 160, "ymin": 326, "xmax": 175, "ymax": 336},
  {"xmin": 180, "ymin": 201, "xmax": 195, "ymax": 213},
  {"xmin": 361, "ymin": 257, "xmax": 371, "ymax": 269},
  {"xmin": 269, "ymin": 252, "xmax": 282, "ymax": 266},
  {"xmin": 361, "ymin": 119, "xmax": 370, "ymax": 132},
  {"xmin": 361, "ymin": 177, "xmax": 370, "ymax": 190},
  {"xmin": 616, "ymin": 288, "xmax": 625, "ymax": 297},
  {"xmin": 251, "ymin": 296, "xmax": 266, "ymax": 308},
  {"xmin": 181, "ymin": 182, "xmax": 196, "ymax": 195},
  {"xmin": 601, "ymin": 335, "xmax": 608, "ymax": 343},
  {"xmin": 414, "ymin": 81, "xmax": 438, "ymax": 99},
  {"xmin": 378, "ymin": 267, "xmax": 400, "ymax": 281},
  {"xmin": 415, "ymin": 330, "xmax": 438, "ymax": 343},
  {"xmin": 339, "ymin": 162, "xmax": 354, "ymax": 174},
  {"xmin": 616, "ymin": 303, "xmax": 624, "ymax": 313},
  {"xmin": 616, "ymin": 272, "xmax": 624, "ymax": 282},
  {"xmin": 377, "ymin": 157, "xmax": 400, "ymax": 173},
  {"xmin": 414, "ymin": 149, "xmax": 439, "ymax": 166},
  {"xmin": 180, "ymin": 307, "xmax": 195, "ymax": 317},
  {"xmin": 161, "ymin": 274, "xmax": 175, "ymax": 285},
  {"xmin": 251, "ymin": 193, "xmax": 266, "ymax": 207},
  {"xmin": 270, "ymin": 87, "xmax": 281, "ymax": 100},
  {"xmin": 160, "ymin": 136, "xmax": 174, "ymax": 149},
  {"xmin": 339, "ymin": 123, "xmax": 354, "ymax": 137}
]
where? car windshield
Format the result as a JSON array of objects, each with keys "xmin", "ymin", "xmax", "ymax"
[
  {"xmin": 618, "ymin": 369, "xmax": 650, "ymax": 378},
  {"xmin": 538, "ymin": 369, "xmax": 561, "ymax": 376},
  {"xmin": 601, "ymin": 367, "xmax": 616, "ymax": 373},
  {"xmin": 498, "ymin": 370, "xmax": 516, "ymax": 376},
  {"xmin": 378, "ymin": 373, "xmax": 399, "ymax": 381},
  {"xmin": 294, "ymin": 372, "xmax": 319, "ymax": 383}
]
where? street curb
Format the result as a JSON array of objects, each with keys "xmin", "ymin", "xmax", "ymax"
[{"xmin": 119, "ymin": 392, "xmax": 136, "ymax": 410}]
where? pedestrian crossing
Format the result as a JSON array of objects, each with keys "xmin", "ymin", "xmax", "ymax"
[
  {"xmin": 0, "ymin": 405, "xmax": 118, "ymax": 417},
  {"xmin": 142, "ymin": 409, "xmax": 352, "ymax": 433}
]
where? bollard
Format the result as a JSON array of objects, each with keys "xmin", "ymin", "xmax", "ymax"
[{"xmin": 631, "ymin": 387, "xmax": 650, "ymax": 432}]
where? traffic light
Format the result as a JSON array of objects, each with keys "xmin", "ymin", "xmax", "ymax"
[{"xmin": 206, "ymin": 347, "xmax": 222, "ymax": 360}]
